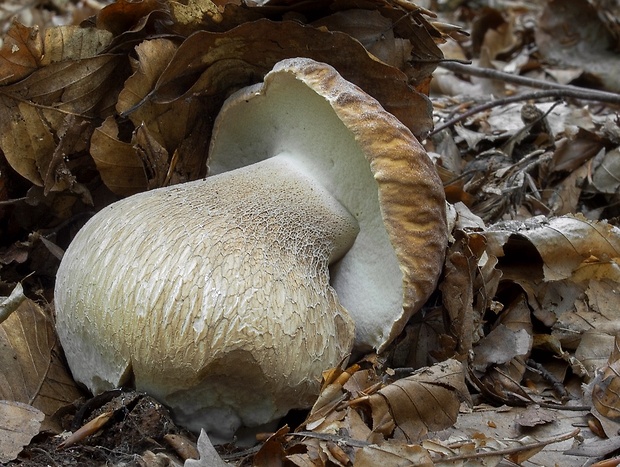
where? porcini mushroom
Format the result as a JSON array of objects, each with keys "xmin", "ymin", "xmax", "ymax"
[{"xmin": 54, "ymin": 58, "xmax": 447, "ymax": 442}]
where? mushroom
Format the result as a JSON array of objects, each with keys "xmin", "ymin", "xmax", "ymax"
[{"xmin": 54, "ymin": 58, "xmax": 447, "ymax": 442}]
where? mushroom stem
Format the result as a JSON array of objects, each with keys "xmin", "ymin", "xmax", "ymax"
[{"xmin": 54, "ymin": 154, "xmax": 358, "ymax": 440}]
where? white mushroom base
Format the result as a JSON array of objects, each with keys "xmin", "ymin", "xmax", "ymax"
[{"xmin": 54, "ymin": 156, "xmax": 357, "ymax": 442}]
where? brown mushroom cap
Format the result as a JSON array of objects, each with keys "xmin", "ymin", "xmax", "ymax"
[{"xmin": 208, "ymin": 57, "xmax": 448, "ymax": 352}]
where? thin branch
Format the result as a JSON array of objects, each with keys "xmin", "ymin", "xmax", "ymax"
[
  {"xmin": 429, "ymin": 90, "xmax": 568, "ymax": 136},
  {"xmin": 429, "ymin": 62, "xmax": 620, "ymax": 137},
  {"xmin": 439, "ymin": 61, "xmax": 620, "ymax": 104}
]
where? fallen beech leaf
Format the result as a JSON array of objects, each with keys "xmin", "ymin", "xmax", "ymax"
[
  {"xmin": 0, "ymin": 55, "xmax": 126, "ymax": 188},
  {"xmin": 551, "ymin": 130, "xmax": 604, "ymax": 173},
  {"xmin": 575, "ymin": 330, "xmax": 617, "ymax": 378},
  {"xmin": 253, "ymin": 426, "xmax": 289, "ymax": 467},
  {"xmin": 96, "ymin": 0, "xmax": 169, "ymax": 36},
  {"xmin": 0, "ymin": 401, "xmax": 44, "ymax": 463},
  {"xmin": 41, "ymin": 25, "xmax": 113, "ymax": 65},
  {"xmin": 439, "ymin": 230, "xmax": 489, "ymax": 357},
  {"xmin": 592, "ymin": 335, "xmax": 620, "ymax": 433},
  {"xmin": 146, "ymin": 19, "xmax": 433, "ymax": 138},
  {"xmin": 365, "ymin": 359, "xmax": 469, "ymax": 442},
  {"xmin": 485, "ymin": 214, "xmax": 620, "ymax": 282},
  {"xmin": 536, "ymin": 0, "xmax": 620, "ymax": 93},
  {"xmin": 116, "ymin": 38, "xmax": 179, "ymax": 115},
  {"xmin": 355, "ymin": 441, "xmax": 433, "ymax": 467},
  {"xmin": 313, "ymin": 10, "xmax": 408, "ymax": 68},
  {"xmin": 0, "ymin": 300, "xmax": 82, "ymax": 429},
  {"xmin": 169, "ymin": 0, "xmax": 224, "ymax": 31},
  {"xmin": 0, "ymin": 21, "xmax": 42, "ymax": 85},
  {"xmin": 90, "ymin": 116, "xmax": 148, "ymax": 195},
  {"xmin": 184, "ymin": 429, "xmax": 229, "ymax": 467},
  {"xmin": 472, "ymin": 325, "xmax": 532, "ymax": 372},
  {"xmin": 593, "ymin": 147, "xmax": 620, "ymax": 194},
  {"xmin": 134, "ymin": 123, "xmax": 170, "ymax": 189}
]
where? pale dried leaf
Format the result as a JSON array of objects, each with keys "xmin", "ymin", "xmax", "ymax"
[
  {"xmin": 0, "ymin": 300, "xmax": 82, "ymax": 426},
  {"xmin": 146, "ymin": 19, "xmax": 433, "ymax": 138},
  {"xmin": 368, "ymin": 359, "xmax": 468, "ymax": 442},
  {"xmin": 575, "ymin": 330, "xmax": 616, "ymax": 377},
  {"xmin": 485, "ymin": 214, "xmax": 620, "ymax": 282},
  {"xmin": 536, "ymin": 0, "xmax": 620, "ymax": 92},
  {"xmin": 0, "ymin": 400, "xmax": 44, "ymax": 463},
  {"xmin": 592, "ymin": 146, "xmax": 620, "ymax": 194},
  {"xmin": 472, "ymin": 325, "xmax": 532, "ymax": 372},
  {"xmin": 592, "ymin": 335, "xmax": 620, "ymax": 424},
  {"xmin": 0, "ymin": 21, "xmax": 42, "ymax": 85},
  {"xmin": 90, "ymin": 116, "xmax": 148, "ymax": 195},
  {"xmin": 0, "ymin": 55, "xmax": 125, "ymax": 187},
  {"xmin": 116, "ymin": 38, "xmax": 178, "ymax": 115},
  {"xmin": 184, "ymin": 429, "xmax": 229, "ymax": 467},
  {"xmin": 169, "ymin": 0, "xmax": 223, "ymax": 30},
  {"xmin": 41, "ymin": 25, "xmax": 113, "ymax": 65},
  {"xmin": 355, "ymin": 441, "xmax": 433, "ymax": 467}
]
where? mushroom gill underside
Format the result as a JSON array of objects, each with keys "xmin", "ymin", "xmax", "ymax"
[{"xmin": 54, "ymin": 156, "xmax": 357, "ymax": 440}]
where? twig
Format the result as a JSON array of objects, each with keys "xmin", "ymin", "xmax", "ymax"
[
  {"xmin": 429, "ymin": 90, "xmax": 569, "ymax": 136},
  {"xmin": 439, "ymin": 61, "xmax": 620, "ymax": 104},
  {"xmin": 429, "ymin": 62, "xmax": 620, "ymax": 137},
  {"xmin": 287, "ymin": 431, "xmax": 371, "ymax": 448},
  {"xmin": 441, "ymin": 428, "xmax": 580, "ymax": 462}
]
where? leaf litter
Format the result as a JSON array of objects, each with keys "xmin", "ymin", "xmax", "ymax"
[{"xmin": 1, "ymin": 0, "xmax": 620, "ymax": 465}]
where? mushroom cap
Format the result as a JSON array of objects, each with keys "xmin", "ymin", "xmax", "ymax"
[{"xmin": 208, "ymin": 57, "xmax": 447, "ymax": 352}]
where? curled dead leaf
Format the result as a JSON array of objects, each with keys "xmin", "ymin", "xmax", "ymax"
[
  {"xmin": 0, "ymin": 401, "xmax": 44, "ymax": 463},
  {"xmin": 0, "ymin": 300, "xmax": 82, "ymax": 430},
  {"xmin": 485, "ymin": 214, "xmax": 620, "ymax": 282},
  {"xmin": 359, "ymin": 359, "xmax": 469, "ymax": 443},
  {"xmin": 0, "ymin": 21, "xmax": 42, "ymax": 85}
]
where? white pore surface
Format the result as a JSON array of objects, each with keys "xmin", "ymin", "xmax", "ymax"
[{"xmin": 209, "ymin": 72, "xmax": 403, "ymax": 351}]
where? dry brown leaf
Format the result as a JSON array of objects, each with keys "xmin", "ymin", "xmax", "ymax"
[
  {"xmin": 551, "ymin": 129, "xmax": 604, "ymax": 173},
  {"xmin": 355, "ymin": 441, "xmax": 433, "ymax": 467},
  {"xmin": 144, "ymin": 19, "xmax": 433, "ymax": 138},
  {"xmin": 592, "ymin": 147, "xmax": 620, "ymax": 194},
  {"xmin": 169, "ymin": 0, "xmax": 224, "ymax": 31},
  {"xmin": 592, "ymin": 335, "xmax": 620, "ymax": 431},
  {"xmin": 95, "ymin": 0, "xmax": 169, "ymax": 36},
  {"xmin": 313, "ymin": 10, "xmax": 410, "ymax": 69},
  {"xmin": 439, "ymin": 230, "xmax": 488, "ymax": 357},
  {"xmin": 364, "ymin": 359, "xmax": 469, "ymax": 443},
  {"xmin": 0, "ymin": 54, "xmax": 126, "ymax": 189},
  {"xmin": 90, "ymin": 116, "xmax": 148, "ymax": 195},
  {"xmin": 253, "ymin": 426, "xmax": 289, "ymax": 467},
  {"xmin": 0, "ymin": 300, "xmax": 82, "ymax": 430},
  {"xmin": 41, "ymin": 25, "xmax": 113, "ymax": 65},
  {"xmin": 575, "ymin": 331, "xmax": 616, "ymax": 384},
  {"xmin": 485, "ymin": 214, "xmax": 620, "ymax": 282},
  {"xmin": 134, "ymin": 123, "xmax": 170, "ymax": 189},
  {"xmin": 536, "ymin": 0, "xmax": 620, "ymax": 93},
  {"xmin": 0, "ymin": 21, "xmax": 42, "ymax": 85},
  {"xmin": 0, "ymin": 400, "xmax": 44, "ymax": 463},
  {"xmin": 116, "ymin": 38, "xmax": 178, "ymax": 115},
  {"xmin": 472, "ymin": 325, "xmax": 532, "ymax": 372}
]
